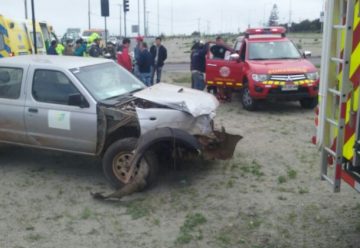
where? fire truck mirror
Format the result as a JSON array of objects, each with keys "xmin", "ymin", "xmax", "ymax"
[
  {"xmin": 303, "ymin": 51, "xmax": 312, "ymax": 58},
  {"xmin": 229, "ymin": 53, "xmax": 240, "ymax": 61}
]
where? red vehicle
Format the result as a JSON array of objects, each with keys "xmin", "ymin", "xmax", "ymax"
[{"xmin": 205, "ymin": 27, "xmax": 320, "ymax": 110}]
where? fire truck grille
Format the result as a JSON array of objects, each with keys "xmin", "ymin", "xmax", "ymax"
[{"xmin": 270, "ymin": 74, "xmax": 307, "ymax": 81}]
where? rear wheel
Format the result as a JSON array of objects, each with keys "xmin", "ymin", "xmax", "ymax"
[
  {"xmin": 241, "ymin": 86, "xmax": 258, "ymax": 111},
  {"xmin": 102, "ymin": 138, "xmax": 159, "ymax": 189},
  {"xmin": 300, "ymin": 97, "xmax": 318, "ymax": 109}
]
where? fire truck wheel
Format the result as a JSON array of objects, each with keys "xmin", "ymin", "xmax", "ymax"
[
  {"xmin": 241, "ymin": 86, "xmax": 257, "ymax": 111},
  {"xmin": 299, "ymin": 97, "xmax": 318, "ymax": 109}
]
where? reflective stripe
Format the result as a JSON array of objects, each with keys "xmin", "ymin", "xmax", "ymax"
[
  {"xmin": 216, "ymin": 82, "xmax": 223, "ymax": 85},
  {"xmin": 207, "ymin": 81, "xmax": 214, "ymax": 85},
  {"xmin": 236, "ymin": 83, "xmax": 243, "ymax": 86},
  {"xmin": 226, "ymin": 82, "xmax": 233, "ymax": 86},
  {"xmin": 0, "ymin": 24, "xmax": 8, "ymax": 37}
]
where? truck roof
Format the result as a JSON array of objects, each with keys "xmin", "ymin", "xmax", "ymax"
[{"xmin": 0, "ymin": 55, "xmax": 110, "ymax": 69}]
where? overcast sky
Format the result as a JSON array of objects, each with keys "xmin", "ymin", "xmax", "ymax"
[{"xmin": 1, "ymin": 0, "xmax": 324, "ymax": 36}]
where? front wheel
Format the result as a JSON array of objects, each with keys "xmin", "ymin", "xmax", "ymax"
[
  {"xmin": 102, "ymin": 138, "xmax": 159, "ymax": 189},
  {"xmin": 241, "ymin": 86, "xmax": 258, "ymax": 111},
  {"xmin": 300, "ymin": 97, "xmax": 318, "ymax": 109}
]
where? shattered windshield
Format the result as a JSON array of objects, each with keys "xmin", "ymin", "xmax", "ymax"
[
  {"xmin": 248, "ymin": 40, "xmax": 301, "ymax": 60},
  {"xmin": 71, "ymin": 62, "xmax": 145, "ymax": 101}
]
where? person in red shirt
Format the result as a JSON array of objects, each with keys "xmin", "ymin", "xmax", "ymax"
[{"xmin": 116, "ymin": 38, "xmax": 132, "ymax": 72}]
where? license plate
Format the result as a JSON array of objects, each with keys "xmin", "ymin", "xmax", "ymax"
[{"xmin": 282, "ymin": 84, "xmax": 298, "ymax": 91}]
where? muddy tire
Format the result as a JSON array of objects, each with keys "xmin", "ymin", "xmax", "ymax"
[
  {"xmin": 300, "ymin": 97, "xmax": 318, "ymax": 109},
  {"xmin": 102, "ymin": 138, "xmax": 159, "ymax": 189},
  {"xmin": 241, "ymin": 86, "xmax": 258, "ymax": 111}
]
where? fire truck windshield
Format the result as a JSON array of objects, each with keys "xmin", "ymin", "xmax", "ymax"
[{"xmin": 248, "ymin": 41, "xmax": 302, "ymax": 60}]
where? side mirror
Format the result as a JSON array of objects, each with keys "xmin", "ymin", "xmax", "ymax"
[
  {"xmin": 303, "ymin": 51, "xmax": 312, "ymax": 58},
  {"xmin": 230, "ymin": 53, "xmax": 240, "ymax": 61},
  {"xmin": 68, "ymin": 93, "xmax": 89, "ymax": 108}
]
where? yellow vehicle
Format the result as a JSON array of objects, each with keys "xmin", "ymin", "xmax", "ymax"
[
  {"xmin": 39, "ymin": 21, "xmax": 58, "ymax": 50},
  {"xmin": 25, "ymin": 20, "xmax": 46, "ymax": 55},
  {"xmin": 0, "ymin": 15, "xmax": 32, "ymax": 57}
]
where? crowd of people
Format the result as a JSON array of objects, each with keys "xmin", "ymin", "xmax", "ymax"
[
  {"xmin": 47, "ymin": 32, "xmax": 230, "ymax": 101},
  {"xmin": 47, "ymin": 33, "xmax": 167, "ymax": 87}
]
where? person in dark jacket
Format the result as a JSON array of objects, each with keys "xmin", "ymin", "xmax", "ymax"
[
  {"xmin": 47, "ymin": 40, "xmax": 58, "ymax": 55},
  {"xmin": 150, "ymin": 37, "xmax": 167, "ymax": 84},
  {"xmin": 190, "ymin": 41, "xmax": 208, "ymax": 90},
  {"xmin": 138, "ymin": 42, "xmax": 154, "ymax": 86},
  {"xmin": 88, "ymin": 35, "xmax": 102, "ymax": 58}
]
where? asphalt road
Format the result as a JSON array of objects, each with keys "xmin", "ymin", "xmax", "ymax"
[{"xmin": 164, "ymin": 57, "xmax": 321, "ymax": 72}]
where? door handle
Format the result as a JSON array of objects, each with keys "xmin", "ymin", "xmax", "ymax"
[
  {"xmin": 207, "ymin": 64, "xmax": 217, "ymax": 67},
  {"xmin": 28, "ymin": 108, "xmax": 38, "ymax": 113}
]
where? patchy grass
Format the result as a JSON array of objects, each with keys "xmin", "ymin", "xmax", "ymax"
[
  {"xmin": 25, "ymin": 233, "xmax": 43, "ymax": 242},
  {"xmin": 172, "ymin": 74, "xmax": 192, "ymax": 84},
  {"xmin": 125, "ymin": 200, "xmax": 150, "ymax": 220},
  {"xmin": 80, "ymin": 207, "xmax": 92, "ymax": 220},
  {"xmin": 277, "ymin": 175, "xmax": 287, "ymax": 184},
  {"xmin": 175, "ymin": 213, "xmax": 207, "ymax": 244},
  {"xmin": 298, "ymin": 187, "xmax": 309, "ymax": 194},
  {"xmin": 240, "ymin": 160, "xmax": 265, "ymax": 178},
  {"xmin": 287, "ymin": 168, "xmax": 298, "ymax": 180}
]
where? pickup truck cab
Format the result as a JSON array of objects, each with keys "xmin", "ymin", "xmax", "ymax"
[
  {"xmin": 0, "ymin": 55, "xmax": 240, "ymax": 188},
  {"xmin": 205, "ymin": 27, "xmax": 319, "ymax": 110}
]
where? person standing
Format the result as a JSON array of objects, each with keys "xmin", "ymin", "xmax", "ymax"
[
  {"xmin": 138, "ymin": 42, "xmax": 154, "ymax": 87},
  {"xmin": 74, "ymin": 38, "xmax": 86, "ymax": 56},
  {"xmin": 88, "ymin": 33, "xmax": 102, "ymax": 58},
  {"xmin": 150, "ymin": 37, "xmax": 167, "ymax": 84},
  {"xmin": 116, "ymin": 38, "xmax": 132, "ymax": 72},
  {"xmin": 133, "ymin": 36, "xmax": 144, "ymax": 78},
  {"xmin": 190, "ymin": 41, "xmax": 207, "ymax": 91},
  {"xmin": 47, "ymin": 40, "xmax": 58, "ymax": 55},
  {"xmin": 63, "ymin": 39, "xmax": 74, "ymax": 56}
]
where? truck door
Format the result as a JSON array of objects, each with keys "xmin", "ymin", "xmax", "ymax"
[
  {"xmin": 205, "ymin": 42, "xmax": 243, "ymax": 89},
  {"xmin": 0, "ymin": 65, "xmax": 28, "ymax": 144},
  {"xmin": 24, "ymin": 67, "xmax": 97, "ymax": 154}
]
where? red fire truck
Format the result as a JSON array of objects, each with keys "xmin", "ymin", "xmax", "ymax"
[{"xmin": 205, "ymin": 27, "xmax": 320, "ymax": 110}]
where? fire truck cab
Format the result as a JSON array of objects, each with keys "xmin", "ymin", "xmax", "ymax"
[{"xmin": 205, "ymin": 27, "xmax": 320, "ymax": 111}]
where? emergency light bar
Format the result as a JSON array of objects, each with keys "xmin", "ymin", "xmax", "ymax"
[{"xmin": 245, "ymin": 27, "xmax": 286, "ymax": 38}]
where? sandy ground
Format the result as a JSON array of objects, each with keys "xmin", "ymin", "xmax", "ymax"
[{"xmin": 1, "ymin": 70, "xmax": 360, "ymax": 248}]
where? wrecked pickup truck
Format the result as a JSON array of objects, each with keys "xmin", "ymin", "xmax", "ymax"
[{"xmin": 0, "ymin": 55, "xmax": 241, "ymax": 190}]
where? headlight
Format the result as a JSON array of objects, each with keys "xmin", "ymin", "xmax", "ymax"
[
  {"xmin": 252, "ymin": 74, "xmax": 269, "ymax": 82},
  {"xmin": 306, "ymin": 72, "xmax": 319, "ymax": 80}
]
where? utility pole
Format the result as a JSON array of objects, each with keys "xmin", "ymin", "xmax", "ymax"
[
  {"xmin": 118, "ymin": 4, "xmax": 122, "ymax": 37},
  {"xmin": 146, "ymin": 11, "xmax": 150, "ymax": 36},
  {"xmin": 197, "ymin": 18, "xmax": 201, "ymax": 34},
  {"xmin": 171, "ymin": 0, "xmax": 174, "ymax": 35},
  {"xmin": 157, "ymin": 0, "xmax": 160, "ymax": 35},
  {"xmin": 88, "ymin": 0, "xmax": 91, "ymax": 29},
  {"xmin": 24, "ymin": 0, "xmax": 28, "ymax": 19},
  {"xmin": 143, "ymin": 0, "xmax": 146, "ymax": 36},
  {"xmin": 137, "ymin": 0, "xmax": 140, "ymax": 35},
  {"xmin": 30, "ymin": 0, "xmax": 37, "ymax": 54},
  {"xmin": 288, "ymin": 0, "xmax": 292, "ymax": 32}
]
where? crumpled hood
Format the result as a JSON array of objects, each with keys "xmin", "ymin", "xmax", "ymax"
[{"xmin": 134, "ymin": 83, "xmax": 219, "ymax": 117}]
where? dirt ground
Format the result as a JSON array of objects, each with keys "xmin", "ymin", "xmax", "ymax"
[{"xmin": 1, "ymin": 69, "xmax": 360, "ymax": 248}]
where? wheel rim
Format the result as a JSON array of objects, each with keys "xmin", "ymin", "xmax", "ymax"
[
  {"xmin": 112, "ymin": 152, "xmax": 149, "ymax": 184},
  {"xmin": 242, "ymin": 88, "xmax": 253, "ymax": 106}
]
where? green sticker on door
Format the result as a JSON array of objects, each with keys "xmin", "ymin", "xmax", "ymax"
[{"xmin": 48, "ymin": 110, "xmax": 71, "ymax": 130}]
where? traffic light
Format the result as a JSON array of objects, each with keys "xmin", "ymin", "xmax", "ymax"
[{"xmin": 123, "ymin": 0, "xmax": 129, "ymax": 12}]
